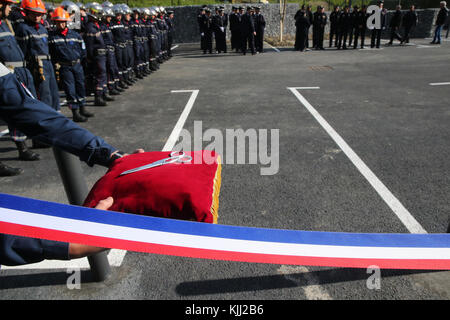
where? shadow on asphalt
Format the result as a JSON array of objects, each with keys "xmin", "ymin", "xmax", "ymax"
[
  {"xmin": 175, "ymin": 268, "xmax": 442, "ymax": 296},
  {"xmin": 0, "ymin": 270, "xmax": 96, "ymax": 290}
]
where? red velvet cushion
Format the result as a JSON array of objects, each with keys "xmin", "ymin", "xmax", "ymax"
[{"xmin": 83, "ymin": 151, "xmax": 221, "ymax": 223}]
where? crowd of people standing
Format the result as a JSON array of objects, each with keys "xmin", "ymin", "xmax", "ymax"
[{"xmin": 197, "ymin": 5, "xmax": 266, "ymax": 55}]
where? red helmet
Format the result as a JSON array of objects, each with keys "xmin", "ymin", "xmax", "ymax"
[
  {"xmin": 21, "ymin": 0, "xmax": 46, "ymax": 14},
  {"xmin": 51, "ymin": 6, "xmax": 70, "ymax": 21}
]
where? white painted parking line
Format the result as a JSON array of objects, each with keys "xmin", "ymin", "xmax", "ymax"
[
  {"xmin": 288, "ymin": 87, "xmax": 427, "ymax": 234},
  {"xmin": 3, "ymin": 90, "xmax": 200, "ymax": 271},
  {"xmin": 265, "ymin": 41, "xmax": 280, "ymax": 52},
  {"xmin": 429, "ymin": 82, "xmax": 450, "ymax": 86},
  {"xmin": 163, "ymin": 90, "xmax": 199, "ymax": 151}
]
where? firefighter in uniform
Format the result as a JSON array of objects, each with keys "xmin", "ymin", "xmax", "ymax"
[
  {"xmin": 122, "ymin": 5, "xmax": 136, "ymax": 84},
  {"xmin": 101, "ymin": 6, "xmax": 122, "ymax": 95},
  {"xmin": 111, "ymin": 4, "xmax": 130, "ymax": 88},
  {"xmin": 15, "ymin": 0, "xmax": 60, "ymax": 111},
  {"xmin": 84, "ymin": 3, "xmax": 111, "ymax": 106},
  {"xmin": 48, "ymin": 7, "xmax": 93, "ymax": 122},
  {"xmin": 0, "ymin": 0, "xmax": 40, "ymax": 172},
  {"xmin": 165, "ymin": 9, "xmax": 174, "ymax": 58},
  {"xmin": 148, "ymin": 7, "xmax": 160, "ymax": 71}
]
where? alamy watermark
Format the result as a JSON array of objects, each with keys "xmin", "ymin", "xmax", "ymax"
[
  {"xmin": 172, "ymin": 121, "xmax": 279, "ymax": 175},
  {"xmin": 366, "ymin": 265, "xmax": 381, "ymax": 290}
]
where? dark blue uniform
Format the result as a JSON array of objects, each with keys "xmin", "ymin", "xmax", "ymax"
[
  {"xmin": 110, "ymin": 18, "xmax": 128, "ymax": 85},
  {"xmin": 0, "ymin": 63, "xmax": 117, "ymax": 266},
  {"xmin": 15, "ymin": 19, "xmax": 61, "ymax": 111},
  {"xmin": 101, "ymin": 21, "xmax": 120, "ymax": 92},
  {"xmin": 83, "ymin": 20, "xmax": 107, "ymax": 98},
  {"xmin": 147, "ymin": 18, "xmax": 160, "ymax": 69},
  {"xmin": 122, "ymin": 18, "xmax": 135, "ymax": 82},
  {"xmin": 0, "ymin": 19, "xmax": 36, "ymax": 143},
  {"xmin": 130, "ymin": 17, "xmax": 145, "ymax": 77},
  {"xmin": 48, "ymin": 27, "xmax": 87, "ymax": 111}
]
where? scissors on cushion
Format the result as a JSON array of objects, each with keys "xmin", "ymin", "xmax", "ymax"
[{"xmin": 119, "ymin": 151, "xmax": 192, "ymax": 176}]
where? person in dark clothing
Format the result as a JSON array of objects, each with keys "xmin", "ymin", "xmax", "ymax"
[
  {"xmin": 431, "ymin": 1, "xmax": 448, "ymax": 44},
  {"xmin": 0, "ymin": 0, "xmax": 42, "ymax": 166},
  {"xmin": 199, "ymin": 8, "xmax": 213, "ymax": 54},
  {"xmin": 240, "ymin": 7, "xmax": 256, "ymax": 55},
  {"xmin": 49, "ymin": 7, "xmax": 93, "ymax": 123},
  {"xmin": 354, "ymin": 5, "xmax": 368, "ymax": 49},
  {"xmin": 294, "ymin": 10, "xmax": 310, "ymax": 52},
  {"xmin": 254, "ymin": 6, "xmax": 265, "ymax": 53},
  {"xmin": 402, "ymin": 5, "xmax": 418, "ymax": 43},
  {"xmin": 212, "ymin": 7, "xmax": 227, "ymax": 53},
  {"xmin": 348, "ymin": 5, "xmax": 359, "ymax": 47},
  {"xmin": 312, "ymin": 6, "xmax": 327, "ymax": 50},
  {"xmin": 228, "ymin": 6, "xmax": 239, "ymax": 52},
  {"xmin": 329, "ymin": 6, "xmax": 340, "ymax": 47},
  {"xmin": 337, "ymin": 6, "xmax": 351, "ymax": 49},
  {"xmin": 387, "ymin": 5, "xmax": 404, "ymax": 45}
]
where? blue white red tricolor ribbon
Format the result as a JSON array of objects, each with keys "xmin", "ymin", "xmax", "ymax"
[{"xmin": 0, "ymin": 193, "xmax": 449, "ymax": 270}]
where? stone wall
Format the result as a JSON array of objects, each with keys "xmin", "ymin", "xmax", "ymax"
[{"xmin": 170, "ymin": 4, "xmax": 441, "ymax": 44}]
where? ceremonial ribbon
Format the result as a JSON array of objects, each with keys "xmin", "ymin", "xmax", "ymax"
[{"xmin": 0, "ymin": 193, "xmax": 449, "ymax": 270}]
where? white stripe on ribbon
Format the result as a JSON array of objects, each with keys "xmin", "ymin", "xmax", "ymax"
[{"xmin": 1, "ymin": 207, "xmax": 449, "ymax": 261}]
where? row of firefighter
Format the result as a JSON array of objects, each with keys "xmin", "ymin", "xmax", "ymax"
[{"xmin": 5, "ymin": 0, "xmax": 174, "ymax": 118}]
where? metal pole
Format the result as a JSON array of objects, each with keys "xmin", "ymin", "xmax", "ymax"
[{"xmin": 52, "ymin": 147, "xmax": 111, "ymax": 282}]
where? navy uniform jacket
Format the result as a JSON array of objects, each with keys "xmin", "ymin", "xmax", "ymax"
[
  {"xmin": 338, "ymin": 11, "xmax": 352, "ymax": 32},
  {"xmin": 0, "ymin": 19, "xmax": 36, "ymax": 95},
  {"xmin": 254, "ymin": 13, "xmax": 265, "ymax": 33},
  {"xmin": 100, "ymin": 22, "xmax": 115, "ymax": 48},
  {"xmin": 165, "ymin": 16, "xmax": 174, "ymax": 37},
  {"xmin": 122, "ymin": 18, "xmax": 133, "ymax": 44},
  {"xmin": 329, "ymin": 10, "xmax": 339, "ymax": 28},
  {"xmin": 15, "ymin": 19, "xmax": 51, "ymax": 63},
  {"xmin": 130, "ymin": 18, "xmax": 144, "ymax": 44},
  {"xmin": 0, "ymin": 62, "xmax": 117, "ymax": 265},
  {"xmin": 240, "ymin": 13, "xmax": 255, "ymax": 35},
  {"xmin": 389, "ymin": 10, "xmax": 403, "ymax": 28},
  {"xmin": 110, "ymin": 18, "xmax": 126, "ymax": 46},
  {"xmin": 48, "ymin": 28, "xmax": 86, "ymax": 63},
  {"xmin": 83, "ymin": 21, "xmax": 107, "ymax": 60},
  {"xmin": 313, "ymin": 11, "xmax": 327, "ymax": 29}
]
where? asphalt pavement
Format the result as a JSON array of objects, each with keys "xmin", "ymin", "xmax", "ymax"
[{"xmin": 0, "ymin": 37, "xmax": 449, "ymax": 300}]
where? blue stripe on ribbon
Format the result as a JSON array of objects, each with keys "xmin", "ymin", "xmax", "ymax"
[{"xmin": 0, "ymin": 193, "xmax": 449, "ymax": 248}]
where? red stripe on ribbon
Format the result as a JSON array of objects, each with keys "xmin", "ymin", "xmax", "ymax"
[{"xmin": 1, "ymin": 221, "xmax": 449, "ymax": 270}]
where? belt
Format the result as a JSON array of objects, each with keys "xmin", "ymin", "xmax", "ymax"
[
  {"xmin": 96, "ymin": 48, "xmax": 107, "ymax": 55},
  {"xmin": 37, "ymin": 55, "xmax": 51, "ymax": 60},
  {"xmin": 58, "ymin": 59, "xmax": 80, "ymax": 66},
  {"xmin": 3, "ymin": 61, "xmax": 26, "ymax": 70},
  {"xmin": 107, "ymin": 45, "xmax": 115, "ymax": 52}
]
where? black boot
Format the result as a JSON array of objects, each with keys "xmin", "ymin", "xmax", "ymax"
[
  {"xmin": 103, "ymin": 93, "xmax": 115, "ymax": 102},
  {"xmin": 79, "ymin": 106, "xmax": 94, "ymax": 118},
  {"xmin": 15, "ymin": 141, "xmax": 40, "ymax": 161},
  {"xmin": 94, "ymin": 95, "xmax": 107, "ymax": 106},
  {"xmin": 119, "ymin": 81, "xmax": 128, "ymax": 89},
  {"xmin": 72, "ymin": 109, "xmax": 88, "ymax": 122},
  {"xmin": 109, "ymin": 88, "xmax": 121, "ymax": 96},
  {"xmin": 0, "ymin": 161, "xmax": 23, "ymax": 176}
]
